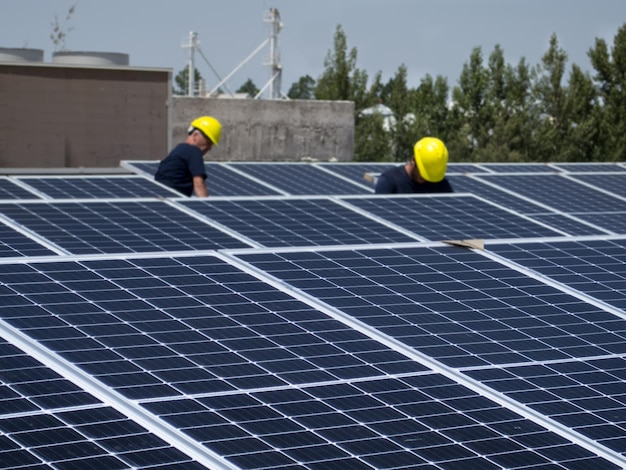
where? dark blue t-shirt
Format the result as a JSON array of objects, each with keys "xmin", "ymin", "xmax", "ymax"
[
  {"xmin": 375, "ymin": 165, "xmax": 453, "ymax": 194},
  {"xmin": 154, "ymin": 143, "xmax": 207, "ymax": 196}
]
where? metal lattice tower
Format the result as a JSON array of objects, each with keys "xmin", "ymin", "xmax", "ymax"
[
  {"xmin": 181, "ymin": 8, "xmax": 284, "ymax": 99},
  {"xmin": 264, "ymin": 8, "xmax": 283, "ymax": 99},
  {"xmin": 181, "ymin": 31, "xmax": 199, "ymax": 96}
]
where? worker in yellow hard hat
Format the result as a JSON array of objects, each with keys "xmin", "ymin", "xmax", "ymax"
[
  {"xmin": 375, "ymin": 137, "xmax": 453, "ymax": 194},
  {"xmin": 155, "ymin": 116, "xmax": 222, "ymax": 197}
]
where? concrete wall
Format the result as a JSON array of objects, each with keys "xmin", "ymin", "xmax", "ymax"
[
  {"xmin": 171, "ymin": 97, "xmax": 355, "ymax": 162},
  {"xmin": 0, "ymin": 62, "xmax": 171, "ymax": 168},
  {"xmin": 0, "ymin": 61, "xmax": 355, "ymax": 168}
]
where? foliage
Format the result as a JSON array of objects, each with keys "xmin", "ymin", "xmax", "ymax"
[
  {"xmin": 173, "ymin": 67, "xmax": 205, "ymax": 96},
  {"xmin": 293, "ymin": 21, "xmax": 626, "ymax": 162},
  {"xmin": 236, "ymin": 78, "xmax": 260, "ymax": 98},
  {"xmin": 287, "ymin": 75, "xmax": 316, "ymax": 100},
  {"xmin": 50, "ymin": 1, "xmax": 79, "ymax": 52}
]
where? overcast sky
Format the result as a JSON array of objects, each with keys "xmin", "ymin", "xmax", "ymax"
[{"xmin": 2, "ymin": 0, "xmax": 625, "ymax": 98}]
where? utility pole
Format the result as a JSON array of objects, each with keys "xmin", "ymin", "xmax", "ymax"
[
  {"xmin": 181, "ymin": 31, "xmax": 199, "ymax": 96},
  {"xmin": 264, "ymin": 8, "xmax": 283, "ymax": 99}
]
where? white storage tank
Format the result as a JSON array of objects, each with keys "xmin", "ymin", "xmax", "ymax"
[
  {"xmin": 0, "ymin": 47, "xmax": 44, "ymax": 63},
  {"xmin": 52, "ymin": 51, "xmax": 129, "ymax": 66}
]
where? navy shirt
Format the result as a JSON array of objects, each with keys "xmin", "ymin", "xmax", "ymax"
[
  {"xmin": 154, "ymin": 143, "xmax": 207, "ymax": 197},
  {"xmin": 375, "ymin": 165, "xmax": 453, "ymax": 194}
]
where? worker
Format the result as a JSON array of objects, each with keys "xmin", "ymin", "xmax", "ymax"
[
  {"xmin": 154, "ymin": 115, "xmax": 222, "ymax": 197},
  {"xmin": 375, "ymin": 137, "xmax": 453, "ymax": 194}
]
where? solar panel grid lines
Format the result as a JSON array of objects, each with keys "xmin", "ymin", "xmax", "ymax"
[
  {"xmin": 227, "ymin": 162, "xmax": 373, "ymax": 195},
  {"xmin": 527, "ymin": 213, "xmax": 616, "ymax": 237},
  {"xmin": 560, "ymin": 172, "xmax": 626, "ymax": 203},
  {"xmin": 475, "ymin": 163, "xmax": 561, "ymax": 173},
  {"xmin": 550, "ymin": 163, "xmax": 626, "ymax": 173},
  {"xmin": 228, "ymin": 245, "xmax": 626, "ymax": 467},
  {"xmin": 2, "ymin": 161, "xmax": 626, "ymax": 469},
  {"xmin": 568, "ymin": 172, "xmax": 626, "ymax": 197},
  {"xmin": 178, "ymin": 196, "xmax": 424, "ymax": 248},
  {"xmin": 464, "ymin": 173, "xmax": 578, "ymax": 216},
  {"xmin": 0, "ymin": 176, "xmax": 44, "ymax": 200},
  {"xmin": 475, "ymin": 173, "xmax": 625, "ymax": 214},
  {"xmin": 311, "ymin": 163, "xmax": 375, "ymax": 193},
  {"xmin": 0, "ymin": 199, "xmax": 250, "ymax": 254},
  {"xmin": 463, "ymin": 357, "xmax": 626, "ymax": 458},
  {"xmin": 0, "ymin": 322, "xmax": 237, "ymax": 470},
  {"xmin": 339, "ymin": 193, "xmax": 567, "ymax": 241},
  {"xmin": 485, "ymin": 237, "xmax": 626, "ymax": 313},
  {"xmin": 13, "ymin": 174, "xmax": 182, "ymax": 199},
  {"xmin": 2, "ymin": 250, "xmax": 613, "ymax": 468}
]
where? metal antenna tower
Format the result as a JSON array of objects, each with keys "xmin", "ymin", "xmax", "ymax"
[
  {"xmin": 181, "ymin": 31, "xmax": 199, "ymax": 96},
  {"xmin": 263, "ymin": 7, "xmax": 283, "ymax": 99},
  {"xmin": 181, "ymin": 8, "xmax": 284, "ymax": 99}
]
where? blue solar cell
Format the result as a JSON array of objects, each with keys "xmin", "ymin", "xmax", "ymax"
[
  {"xmin": 475, "ymin": 174, "xmax": 624, "ymax": 213},
  {"xmin": 477, "ymin": 163, "xmax": 559, "ymax": 173},
  {"xmin": 0, "ymin": 339, "xmax": 208, "ymax": 470},
  {"xmin": 465, "ymin": 358, "xmax": 626, "ymax": 454},
  {"xmin": 229, "ymin": 163, "xmax": 371, "ymax": 195},
  {"xmin": 0, "ymin": 223, "xmax": 58, "ymax": 257},
  {"xmin": 180, "ymin": 198, "xmax": 419, "ymax": 247},
  {"xmin": 489, "ymin": 239, "xmax": 626, "ymax": 310},
  {"xmin": 0, "ymin": 177, "xmax": 42, "ymax": 200},
  {"xmin": 123, "ymin": 161, "xmax": 282, "ymax": 196},
  {"xmin": 529, "ymin": 213, "xmax": 612, "ymax": 236},
  {"xmin": 15, "ymin": 175, "xmax": 180, "ymax": 199},
  {"xmin": 238, "ymin": 245, "xmax": 626, "ymax": 368},
  {"xmin": 343, "ymin": 194, "xmax": 564, "ymax": 240},
  {"xmin": 0, "ymin": 200, "xmax": 249, "ymax": 254},
  {"xmin": 567, "ymin": 173, "xmax": 626, "ymax": 199}
]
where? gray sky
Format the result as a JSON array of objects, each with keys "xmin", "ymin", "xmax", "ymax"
[{"xmin": 2, "ymin": 0, "xmax": 625, "ymax": 97}]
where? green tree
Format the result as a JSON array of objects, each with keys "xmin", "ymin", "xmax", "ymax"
[
  {"xmin": 236, "ymin": 78, "xmax": 260, "ymax": 97},
  {"xmin": 530, "ymin": 33, "xmax": 570, "ymax": 161},
  {"xmin": 287, "ymin": 75, "xmax": 316, "ymax": 99},
  {"xmin": 354, "ymin": 113, "xmax": 393, "ymax": 162},
  {"xmin": 381, "ymin": 65, "xmax": 415, "ymax": 161},
  {"xmin": 314, "ymin": 25, "xmax": 370, "ymax": 110},
  {"xmin": 451, "ymin": 47, "xmax": 491, "ymax": 161},
  {"xmin": 174, "ymin": 67, "xmax": 204, "ymax": 96},
  {"xmin": 588, "ymin": 22, "xmax": 626, "ymax": 160}
]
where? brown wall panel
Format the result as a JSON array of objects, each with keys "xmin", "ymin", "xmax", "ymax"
[{"xmin": 0, "ymin": 64, "xmax": 170, "ymax": 169}]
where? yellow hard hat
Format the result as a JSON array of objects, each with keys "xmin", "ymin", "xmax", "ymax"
[
  {"xmin": 414, "ymin": 137, "xmax": 448, "ymax": 182},
  {"xmin": 189, "ymin": 116, "xmax": 222, "ymax": 146}
]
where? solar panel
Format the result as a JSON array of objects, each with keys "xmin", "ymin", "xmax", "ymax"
[
  {"xmin": 0, "ymin": 338, "xmax": 211, "ymax": 469},
  {"xmin": 551, "ymin": 163, "xmax": 626, "ymax": 172},
  {"xmin": 0, "ymin": 200, "xmax": 250, "ymax": 254},
  {"xmin": 342, "ymin": 194, "xmax": 566, "ymax": 240},
  {"xmin": 449, "ymin": 175, "xmax": 551, "ymax": 214},
  {"xmin": 178, "ymin": 197, "xmax": 420, "ymax": 247},
  {"xmin": 15, "ymin": 175, "xmax": 181, "ymax": 199},
  {"xmin": 0, "ymin": 176, "xmax": 42, "ymax": 200},
  {"xmin": 566, "ymin": 173, "xmax": 626, "ymax": 199},
  {"xmin": 236, "ymin": 244, "xmax": 626, "ymax": 367},
  {"xmin": 229, "ymin": 162, "xmax": 372, "ymax": 195},
  {"xmin": 475, "ymin": 174, "xmax": 625, "ymax": 213},
  {"xmin": 488, "ymin": 238, "xmax": 626, "ymax": 310},
  {"xmin": 314, "ymin": 162, "xmax": 393, "ymax": 190},
  {"xmin": 0, "ymin": 222, "xmax": 59, "ymax": 257},
  {"xmin": 528, "ymin": 213, "xmax": 614, "ymax": 236},
  {"xmin": 465, "ymin": 358, "xmax": 626, "ymax": 455},
  {"xmin": 2, "ymin": 160, "xmax": 626, "ymax": 469},
  {"xmin": 476, "ymin": 163, "xmax": 559, "ymax": 173},
  {"xmin": 121, "ymin": 161, "xmax": 283, "ymax": 196},
  {"xmin": 1, "ymin": 253, "xmax": 624, "ymax": 468}
]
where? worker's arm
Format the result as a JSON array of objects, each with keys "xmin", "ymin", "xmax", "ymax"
[{"xmin": 193, "ymin": 175, "xmax": 209, "ymax": 197}]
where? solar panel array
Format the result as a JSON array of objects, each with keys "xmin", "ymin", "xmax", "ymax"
[{"xmin": 1, "ymin": 160, "xmax": 626, "ymax": 470}]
